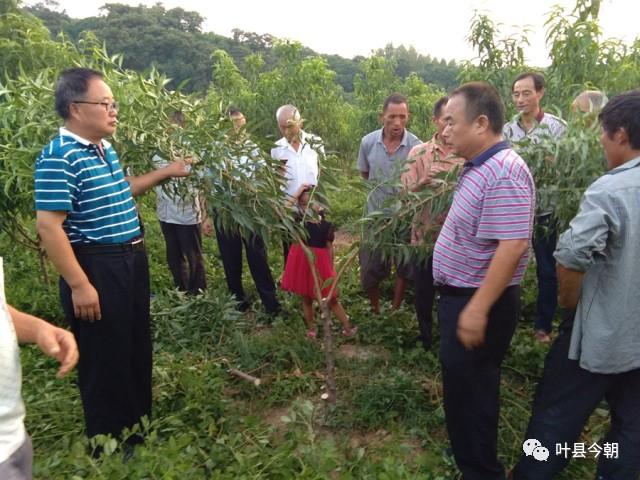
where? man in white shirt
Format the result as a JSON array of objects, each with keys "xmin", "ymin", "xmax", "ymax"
[
  {"xmin": 271, "ymin": 105, "xmax": 323, "ymax": 259},
  {"xmin": 271, "ymin": 104, "xmax": 322, "ymax": 199},
  {"xmin": 0, "ymin": 257, "xmax": 78, "ymax": 479}
]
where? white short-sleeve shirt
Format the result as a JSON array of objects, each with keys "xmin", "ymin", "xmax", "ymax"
[
  {"xmin": 271, "ymin": 131, "xmax": 322, "ymax": 197},
  {"xmin": 153, "ymin": 155, "xmax": 201, "ymax": 225},
  {"xmin": 0, "ymin": 257, "xmax": 26, "ymax": 463}
]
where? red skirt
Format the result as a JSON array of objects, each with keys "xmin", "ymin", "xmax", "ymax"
[{"xmin": 281, "ymin": 244, "xmax": 338, "ymax": 299}]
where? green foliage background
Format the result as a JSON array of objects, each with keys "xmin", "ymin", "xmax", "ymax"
[
  {"xmin": 24, "ymin": 1, "xmax": 460, "ymax": 94},
  {"xmin": 1, "ymin": 0, "xmax": 639, "ymax": 477}
]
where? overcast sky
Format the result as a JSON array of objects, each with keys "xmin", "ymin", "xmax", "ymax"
[{"xmin": 35, "ymin": 0, "xmax": 639, "ymax": 67}]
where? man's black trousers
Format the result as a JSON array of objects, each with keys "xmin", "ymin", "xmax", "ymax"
[
  {"xmin": 414, "ymin": 255, "xmax": 436, "ymax": 350},
  {"xmin": 512, "ymin": 314, "xmax": 640, "ymax": 480},
  {"xmin": 159, "ymin": 221, "xmax": 206, "ymax": 294},
  {"xmin": 438, "ymin": 285, "xmax": 521, "ymax": 480},
  {"xmin": 214, "ymin": 224, "xmax": 280, "ymax": 313},
  {"xmin": 60, "ymin": 248, "xmax": 152, "ymax": 442}
]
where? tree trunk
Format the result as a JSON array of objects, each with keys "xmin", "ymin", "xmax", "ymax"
[{"xmin": 320, "ymin": 298, "xmax": 336, "ymax": 404}]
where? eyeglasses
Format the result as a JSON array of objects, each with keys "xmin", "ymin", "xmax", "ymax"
[{"xmin": 73, "ymin": 100, "xmax": 119, "ymax": 112}]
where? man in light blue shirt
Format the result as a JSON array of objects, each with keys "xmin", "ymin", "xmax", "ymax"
[{"xmin": 512, "ymin": 90, "xmax": 640, "ymax": 480}]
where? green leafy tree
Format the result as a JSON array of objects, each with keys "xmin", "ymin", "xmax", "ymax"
[
  {"xmin": 399, "ymin": 72, "xmax": 445, "ymax": 142},
  {"xmin": 458, "ymin": 11, "xmax": 530, "ymax": 118},
  {"xmin": 545, "ymin": 0, "xmax": 640, "ymax": 109},
  {"xmin": 458, "ymin": 0, "xmax": 639, "ymax": 236},
  {"xmin": 210, "ymin": 40, "xmax": 356, "ymax": 161},
  {"xmin": 22, "ymin": 1, "xmax": 71, "ymax": 36},
  {"xmin": 354, "ymin": 55, "xmax": 401, "ymax": 135}
]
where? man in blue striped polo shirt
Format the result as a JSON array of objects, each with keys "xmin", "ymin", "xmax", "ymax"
[
  {"xmin": 434, "ymin": 82, "xmax": 535, "ymax": 480},
  {"xmin": 34, "ymin": 68, "xmax": 189, "ymax": 451}
]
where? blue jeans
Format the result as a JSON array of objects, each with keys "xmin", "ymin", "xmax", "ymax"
[
  {"xmin": 513, "ymin": 313, "xmax": 640, "ymax": 480},
  {"xmin": 533, "ymin": 214, "xmax": 558, "ymax": 333}
]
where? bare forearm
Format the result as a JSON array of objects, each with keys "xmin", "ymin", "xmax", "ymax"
[
  {"xmin": 128, "ymin": 159, "xmax": 190, "ymax": 197},
  {"xmin": 467, "ymin": 239, "xmax": 528, "ymax": 312},
  {"xmin": 9, "ymin": 304, "xmax": 79, "ymax": 377},
  {"xmin": 199, "ymin": 195, "xmax": 207, "ymax": 220},
  {"xmin": 8, "ymin": 305, "xmax": 48, "ymax": 344},
  {"xmin": 557, "ymin": 264, "xmax": 584, "ymax": 309},
  {"xmin": 36, "ymin": 216, "xmax": 88, "ymax": 289},
  {"xmin": 126, "ymin": 169, "xmax": 170, "ymax": 197},
  {"xmin": 36, "ymin": 210, "xmax": 101, "ymax": 321}
]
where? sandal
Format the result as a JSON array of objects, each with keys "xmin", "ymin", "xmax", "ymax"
[
  {"xmin": 306, "ymin": 329, "xmax": 318, "ymax": 340},
  {"xmin": 342, "ymin": 325, "xmax": 358, "ymax": 337}
]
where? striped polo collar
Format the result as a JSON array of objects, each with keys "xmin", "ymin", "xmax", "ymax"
[
  {"xmin": 59, "ymin": 127, "xmax": 112, "ymax": 150},
  {"xmin": 466, "ymin": 141, "xmax": 510, "ymax": 167}
]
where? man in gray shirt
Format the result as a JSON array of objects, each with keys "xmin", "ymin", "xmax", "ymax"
[
  {"xmin": 154, "ymin": 111, "xmax": 206, "ymax": 294},
  {"xmin": 503, "ymin": 72, "xmax": 567, "ymax": 343},
  {"xmin": 357, "ymin": 93, "xmax": 421, "ymax": 313},
  {"xmin": 512, "ymin": 90, "xmax": 640, "ymax": 480}
]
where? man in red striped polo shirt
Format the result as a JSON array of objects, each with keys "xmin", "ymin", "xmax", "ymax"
[{"xmin": 434, "ymin": 82, "xmax": 535, "ymax": 480}]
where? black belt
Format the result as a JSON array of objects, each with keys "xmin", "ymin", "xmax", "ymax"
[
  {"xmin": 438, "ymin": 285, "xmax": 478, "ymax": 297},
  {"xmin": 73, "ymin": 238, "xmax": 145, "ymax": 255}
]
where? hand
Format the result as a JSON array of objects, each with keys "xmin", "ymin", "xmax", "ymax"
[
  {"xmin": 202, "ymin": 217, "xmax": 214, "ymax": 237},
  {"xmin": 36, "ymin": 324, "xmax": 79, "ymax": 378},
  {"xmin": 295, "ymin": 183, "xmax": 311, "ymax": 198},
  {"xmin": 72, "ymin": 281, "xmax": 101, "ymax": 322},
  {"xmin": 164, "ymin": 158, "xmax": 191, "ymax": 178},
  {"xmin": 457, "ymin": 303, "xmax": 488, "ymax": 349}
]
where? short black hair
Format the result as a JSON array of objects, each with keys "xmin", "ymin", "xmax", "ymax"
[
  {"xmin": 450, "ymin": 82, "xmax": 505, "ymax": 135},
  {"xmin": 55, "ymin": 68, "xmax": 104, "ymax": 119},
  {"xmin": 433, "ymin": 96, "xmax": 449, "ymax": 118},
  {"xmin": 383, "ymin": 93, "xmax": 408, "ymax": 112},
  {"xmin": 599, "ymin": 89, "xmax": 640, "ymax": 150},
  {"xmin": 228, "ymin": 106, "xmax": 242, "ymax": 117},
  {"xmin": 512, "ymin": 72, "xmax": 545, "ymax": 92}
]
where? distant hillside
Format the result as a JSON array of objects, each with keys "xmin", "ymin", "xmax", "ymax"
[{"xmin": 24, "ymin": 2, "xmax": 460, "ymax": 93}]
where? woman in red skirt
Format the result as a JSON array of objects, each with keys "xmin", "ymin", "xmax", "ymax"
[{"xmin": 281, "ymin": 185, "xmax": 357, "ymax": 339}]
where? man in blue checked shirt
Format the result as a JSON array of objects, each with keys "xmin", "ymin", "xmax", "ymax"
[{"xmin": 34, "ymin": 68, "xmax": 189, "ymax": 452}]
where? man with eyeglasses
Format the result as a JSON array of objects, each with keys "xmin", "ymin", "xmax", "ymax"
[{"xmin": 34, "ymin": 68, "xmax": 189, "ymax": 452}]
